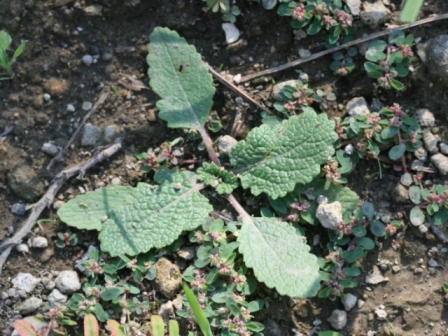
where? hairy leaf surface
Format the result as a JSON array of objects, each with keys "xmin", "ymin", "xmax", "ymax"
[
  {"xmin": 147, "ymin": 27, "xmax": 215, "ymax": 129},
  {"xmin": 230, "ymin": 110, "xmax": 337, "ymax": 199},
  {"xmin": 238, "ymin": 217, "xmax": 321, "ymax": 297},
  {"xmin": 198, "ymin": 162, "xmax": 239, "ymax": 194},
  {"xmin": 59, "ymin": 182, "xmax": 212, "ymax": 256}
]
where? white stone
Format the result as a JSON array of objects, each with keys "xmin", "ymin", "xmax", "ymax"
[
  {"xmin": 418, "ymin": 224, "xmax": 428, "ymax": 233},
  {"xmin": 53, "ymin": 200, "xmax": 65, "ymax": 209},
  {"xmin": 218, "ymin": 135, "xmax": 238, "ymax": 154},
  {"xmin": 81, "ymin": 123, "xmax": 102, "ymax": 146},
  {"xmin": 177, "ymin": 246, "xmax": 195, "ymax": 260},
  {"xmin": 415, "ymin": 108, "xmax": 435, "ymax": 127},
  {"xmin": 428, "ymin": 258, "xmax": 438, "ymax": 267},
  {"xmin": 82, "ymin": 101, "xmax": 93, "ymax": 111},
  {"xmin": 82, "ymin": 54, "xmax": 93, "ymax": 66},
  {"xmin": 346, "ymin": 97, "xmax": 370, "ymax": 116},
  {"xmin": 15, "ymin": 297, "xmax": 42, "ymax": 314},
  {"xmin": 327, "ymin": 309, "xmax": 347, "ymax": 330},
  {"xmin": 111, "ymin": 177, "xmax": 121, "ymax": 186},
  {"xmin": 222, "ymin": 23, "xmax": 240, "ymax": 44},
  {"xmin": 316, "ymin": 202, "xmax": 343, "ymax": 230},
  {"xmin": 414, "ymin": 146, "xmax": 428, "ymax": 161},
  {"xmin": 345, "ymin": 0, "xmax": 361, "ymax": 15},
  {"xmin": 41, "ymin": 143, "xmax": 59, "ymax": 156},
  {"xmin": 360, "ymin": 1, "xmax": 391, "ymax": 28},
  {"xmin": 55, "ymin": 270, "xmax": 81, "ymax": 294},
  {"xmin": 431, "ymin": 153, "xmax": 448, "ymax": 175},
  {"xmin": 342, "ymin": 293, "xmax": 357, "ymax": 311},
  {"xmin": 392, "ymin": 265, "xmax": 400, "ymax": 273},
  {"xmin": 423, "ymin": 130, "xmax": 438, "ymax": 154},
  {"xmin": 43, "ymin": 93, "xmax": 51, "ymax": 102},
  {"xmin": 357, "ymin": 299, "xmax": 365, "ymax": 308},
  {"xmin": 12, "ymin": 273, "xmax": 41, "ymax": 293},
  {"xmin": 48, "ymin": 289, "xmax": 68, "ymax": 304},
  {"xmin": 345, "ymin": 144, "xmax": 354, "ymax": 155},
  {"xmin": 299, "ymin": 49, "xmax": 311, "ymax": 58},
  {"xmin": 16, "ymin": 244, "xmax": 29, "ymax": 254},
  {"xmin": 375, "ymin": 308, "xmax": 388, "ymax": 321},
  {"xmin": 366, "ymin": 266, "xmax": 389, "ymax": 285},
  {"xmin": 30, "ymin": 236, "xmax": 48, "ymax": 249},
  {"xmin": 233, "ymin": 74, "xmax": 242, "ymax": 84},
  {"xmin": 272, "ymin": 79, "xmax": 297, "ymax": 101},
  {"xmin": 67, "ymin": 104, "xmax": 76, "ymax": 112}
]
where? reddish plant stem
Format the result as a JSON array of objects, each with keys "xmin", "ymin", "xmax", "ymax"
[
  {"xmin": 198, "ymin": 126, "xmax": 221, "ymax": 166},
  {"xmin": 226, "ymin": 194, "xmax": 251, "ymax": 222}
]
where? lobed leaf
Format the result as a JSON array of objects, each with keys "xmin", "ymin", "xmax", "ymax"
[
  {"xmin": 147, "ymin": 27, "xmax": 215, "ymax": 130},
  {"xmin": 238, "ymin": 217, "xmax": 321, "ymax": 298},
  {"xmin": 197, "ymin": 162, "xmax": 239, "ymax": 194},
  {"xmin": 230, "ymin": 110, "xmax": 337, "ymax": 199}
]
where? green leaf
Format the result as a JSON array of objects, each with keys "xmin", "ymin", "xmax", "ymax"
[
  {"xmin": 410, "ymin": 206, "xmax": 424, "ymax": 226},
  {"xmin": 230, "ymin": 110, "xmax": 337, "ymax": 199},
  {"xmin": 101, "ymin": 287, "xmax": 124, "ymax": 301},
  {"xmin": 370, "ymin": 220, "xmax": 386, "ymax": 237},
  {"xmin": 342, "ymin": 246, "xmax": 364, "ymax": 263},
  {"xmin": 388, "ymin": 143, "xmax": 406, "ymax": 160},
  {"xmin": 238, "ymin": 217, "xmax": 321, "ymax": 298},
  {"xmin": 355, "ymin": 237, "xmax": 375, "ymax": 250},
  {"xmin": 60, "ymin": 181, "xmax": 212, "ymax": 256},
  {"xmin": 400, "ymin": 0, "xmax": 424, "ymax": 22},
  {"xmin": 147, "ymin": 27, "xmax": 215, "ymax": 129},
  {"xmin": 343, "ymin": 267, "xmax": 361, "ymax": 276},
  {"xmin": 57, "ymin": 186, "xmax": 135, "ymax": 231},
  {"xmin": 247, "ymin": 300, "xmax": 264, "ymax": 312},
  {"xmin": 262, "ymin": 0, "xmax": 277, "ymax": 10},
  {"xmin": 409, "ymin": 186, "xmax": 421, "ymax": 204},
  {"xmin": 0, "ymin": 31, "xmax": 12, "ymax": 50},
  {"xmin": 381, "ymin": 126, "xmax": 399, "ymax": 139},
  {"xmin": 197, "ymin": 162, "xmax": 239, "ymax": 194},
  {"xmin": 184, "ymin": 284, "xmax": 213, "ymax": 336},
  {"xmin": 13, "ymin": 320, "xmax": 38, "ymax": 336},
  {"xmin": 389, "ymin": 78, "xmax": 405, "ymax": 90},
  {"xmin": 318, "ymin": 332, "xmax": 344, "ymax": 336},
  {"xmin": 12, "ymin": 40, "xmax": 27, "ymax": 61},
  {"xmin": 151, "ymin": 316, "xmax": 165, "ymax": 336},
  {"xmin": 366, "ymin": 40, "xmax": 387, "ymax": 62},
  {"xmin": 84, "ymin": 314, "xmax": 100, "ymax": 336}
]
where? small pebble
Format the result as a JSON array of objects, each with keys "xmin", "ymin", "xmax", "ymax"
[
  {"xmin": 66, "ymin": 104, "xmax": 75, "ymax": 112},
  {"xmin": 233, "ymin": 74, "xmax": 242, "ymax": 84},
  {"xmin": 102, "ymin": 52, "xmax": 113, "ymax": 61},
  {"xmin": 111, "ymin": 177, "xmax": 121, "ymax": 186},
  {"xmin": 16, "ymin": 244, "xmax": 29, "ymax": 253},
  {"xmin": 392, "ymin": 265, "xmax": 400, "ymax": 273},
  {"xmin": 53, "ymin": 200, "xmax": 65, "ymax": 210},
  {"xmin": 428, "ymin": 258, "xmax": 438, "ymax": 267},
  {"xmin": 11, "ymin": 203, "xmax": 26, "ymax": 216},
  {"xmin": 30, "ymin": 237, "xmax": 48, "ymax": 249},
  {"xmin": 299, "ymin": 49, "xmax": 312, "ymax": 58},
  {"xmin": 82, "ymin": 101, "xmax": 93, "ymax": 111},
  {"xmin": 41, "ymin": 143, "xmax": 59, "ymax": 156},
  {"xmin": 82, "ymin": 55, "xmax": 93, "ymax": 66}
]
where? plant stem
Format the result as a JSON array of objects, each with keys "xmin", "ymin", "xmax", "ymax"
[
  {"xmin": 198, "ymin": 125, "xmax": 221, "ymax": 166},
  {"xmin": 226, "ymin": 194, "xmax": 251, "ymax": 222},
  {"xmin": 397, "ymin": 132, "xmax": 408, "ymax": 173}
]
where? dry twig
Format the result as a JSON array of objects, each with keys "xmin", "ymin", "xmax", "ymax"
[
  {"xmin": 46, "ymin": 93, "xmax": 108, "ymax": 170},
  {"xmin": 0, "ymin": 142, "xmax": 123, "ymax": 277},
  {"xmin": 240, "ymin": 13, "xmax": 448, "ymax": 83},
  {"xmin": 118, "ymin": 73, "xmax": 149, "ymax": 91}
]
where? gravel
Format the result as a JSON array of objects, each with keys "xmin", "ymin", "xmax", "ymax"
[
  {"xmin": 342, "ymin": 293, "xmax": 357, "ymax": 311},
  {"xmin": 415, "ymin": 108, "xmax": 435, "ymax": 127},
  {"xmin": 431, "ymin": 153, "xmax": 448, "ymax": 175},
  {"xmin": 218, "ymin": 135, "xmax": 238, "ymax": 154},
  {"xmin": 81, "ymin": 123, "xmax": 102, "ymax": 146},
  {"xmin": 82, "ymin": 54, "xmax": 93, "ymax": 66},
  {"xmin": 375, "ymin": 308, "xmax": 388, "ymax": 321},
  {"xmin": 346, "ymin": 97, "xmax": 370, "ymax": 116},
  {"xmin": 316, "ymin": 201, "xmax": 343, "ymax": 230},
  {"xmin": 423, "ymin": 130, "xmax": 439, "ymax": 154},
  {"xmin": 15, "ymin": 296, "xmax": 42, "ymax": 314},
  {"xmin": 41, "ymin": 142, "xmax": 59, "ymax": 156},
  {"xmin": 327, "ymin": 309, "xmax": 347, "ymax": 330},
  {"xmin": 29, "ymin": 236, "xmax": 48, "ymax": 249},
  {"xmin": 48, "ymin": 289, "xmax": 68, "ymax": 304},
  {"xmin": 55, "ymin": 271, "xmax": 81, "ymax": 294},
  {"xmin": 11, "ymin": 203, "xmax": 26, "ymax": 216},
  {"xmin": 366, "ymin": 266, "xmax": 389, "ymax": 285},
  {"xmin": 12, "ymin": 273, "xmax": 41, "ymax": 293},
  {"xmin": 360, "ymin": 1, "xmax": 391, "ymax": 28}
]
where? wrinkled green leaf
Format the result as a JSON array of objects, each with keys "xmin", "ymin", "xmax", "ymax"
[
  {"xmin": 197, "ymin": 162, "xmax": 239, "ymax": 194},
  {"xmin": 231, "ymin": 110, "xmax": 337, "ymax": 199},
  {"xmin": 239, "ymin": 217, "xmax": 321, "ymax": 297},
  {"xmin": 147, "ymin": 27, "xmax": 215, "ymax": 129}
]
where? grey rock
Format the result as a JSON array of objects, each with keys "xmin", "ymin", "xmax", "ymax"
[
  {"xmin": 1, "ymin": 291, "xmax": 8, "ymax": 300},
  {"xmin": 8, "ymin": 288, "xmax": 16, "ymax": 298},
  {"xmin": 327, "ymin": 309, "xmax": 347, "ymax": 330},
  {"xmin": 67, "ymin": 103, "xmax": 75, "ymax": 112},
  {"xmin": 428, "ymin": 267, "xmax": 437, "ymax": 275},
  {"xmin": 272, "ymin": 79, "xmax": 297, "ymax": 101},
  {"xmin": 12, "ymin": 273, "xmax": 41, "ymax": 293},
  {"xmin": 11, "ymin": 203, "xmax": 26, "ymax": 216},
  {"xmin": 431, "ymin": 153, "xmax": 448, "ymax": 175},
  {"xmin": 414, "ymin": 146, "xmax": 428, "ymax": 161},
  {"xmin": 45, "ymin": 280, "xmax": 56, "ymax": 291},
  {"xmin": 41, "ymin": 142, "xmax": 59, "ymax": 156},
  {"xmin": 293, "ymin": 29, "xmax": 307, "ymax": 41},
  {"xmin": 155, "ymin": 258, "xmax": 182, "ymax": 299},
  {"xmin": 299, "ymin": 48, "xmax": 311, "ymax": 58},
  {"xmin": 342, "ymin": 293, "xmax": 357, "ymax": 311},
  {"xmin": 15, "ymin": 296, "xmax": 42, "ymax": 314},
  {"xmin": 360, "ymin": 1, "xmax": 391, "ymax": 28},
  {"xmin": 75, "ymin": 246, "xmax": 98, "ymax": 272},
  {"xmin": 17, "ymin": 289, "xmax": 27, "ymax": 299},
  {"xmin": 424, "ymin": 35, "xmax": 448, "ymax": 86},
  {"xmin": 102, "ymin": 52, "xmax": 113, "ymax": 61},
  {"xmin": 264, "ymin": 319, "xmax": 282, "ymax": 336},
  {"xmin": 43, "ymin": 93, "xmax": 51, "ymax": 102},
  {"xmin": 177, "ymin": 246, "xmax": 195, "ymax": 260},
  {"xmin": 103, "ymin": 125, "xmax": 119, "ymax": 143},
  {"xmin": 48, "ymin": 289, "xmax": 68, "ymax": 304},
  {"xmin": 82, "ymin": 54, "xmax": 93, "ymax": 66},
  {"xmin": 423, "ymin": 130, "xmax": 438, "ymax": 154},
  {"xmin": 392, "ymin": 183, "xmax": 409, "ymax": 203},
  {"xmin": 375, "ymin": 308, "xmax": 388, "ymax": 321},
  {"xmin": 316, "ymin": 201, "xmax": 343, "ymax": 230},
  {"xmin": 345, "ymin": 0, "xmax": 361, "ymax": 15},
  {"xmin": 370, "ymin": 98, "xmax": 384, "ymax": 112},
  {"xmin": 428, "ymin": 258, "xmax": 438, "ymax": 267},
  {"xmin": 415, "ymin": 108, "xmax": 435, "ymax": 127},
  {"xmin": 7, "ymin": 164, "xmax": 45, "ymax": 201},
  {"xmin": 346, "ymin": 97, "xmax": 370, "ymax": 116},
  {"xmin": 392, "ymin": 265, "xmax": 400, "ymax": 273},
  {"xmin": 366, "ymin": 266, "xmax": 389, "ymax": 284},
  {"xmin": 16, "ymin": 244, "xmax": 29, "ymax": 253},
  {"xmin": 81, "ymin": 123, "xmax": 102, "ymax": 146},
  {"xmin": 298, "ymin": 72, "xmax": 309, "ymax": 83},
  {"xmin": 111, "ymin": 177, "xmax": 121, "ymax": 186},
  {"xmin": 55, "ymin": 271, "xmax": 81, "ymax": 294},
  {"xmin": 414, "ymin": 267, "xmax": 424, "ymax": 274},
  {"xmin": 172, "ymin": 294, "xmax": 183, "ymax": 310},
  {"xmin": 12, "ymin": 316, "xmax": 47, "ymax": 336},
  {"xmin": 440, "ymin": 143, "xmax": 448, "ymax": 155},
  {"xmin": 30, "ymin": 237, "xmax": 48, "ymax": 249},
  {"xmin": 357, "ymin": 299, "xmax": 365, "ymax": 308},
  {"xmin": 82, "ymin": 101, "xmax": 93, "ymax": 111},
  {"xmin": 218, "ymin": 135, "xmax": 238, "ymax": 154}
]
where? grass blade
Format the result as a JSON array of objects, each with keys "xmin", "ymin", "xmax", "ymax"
[
  {"xmin": 399, "ymin": 0, "xmax": 424, "ymax": 22},
  {"xmin": 183, "ymin": 283, "xmax": 213, "ymax": 336}
]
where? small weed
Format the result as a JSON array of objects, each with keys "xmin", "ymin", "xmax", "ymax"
[{"xmin": 0, "ymin": 30, "xmax": 27, "ymax": 80}]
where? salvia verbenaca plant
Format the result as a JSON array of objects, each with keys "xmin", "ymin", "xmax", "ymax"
[{"xmin": 364, "ymin": 30, "xmax": 415, "ymax": 90}]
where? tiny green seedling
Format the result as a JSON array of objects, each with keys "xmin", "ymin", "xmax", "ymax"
[
  {"xmin": 0, "ymin": 30, "xmax": 27, "ymax": 80},
  {"xmin": 203, "ymin": 0, "xmax": 241, "ymax": 22}
]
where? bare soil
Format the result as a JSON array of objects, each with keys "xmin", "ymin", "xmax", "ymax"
[{"xmin": 1, "ymin": 0, "xmax": 448, "ymax": 335}]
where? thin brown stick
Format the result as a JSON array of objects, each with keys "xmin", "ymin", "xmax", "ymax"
[
  {"xmin": 0, "ymin": 142, "xmax": 122, "ymax": 277},
  {"xmin": 46, "ymin": 93, "xmax": 109, "ymax": 170},
  {"xmin": 240, "ymin": 13, "xmax": 448, "ymax": 83},
  {"xmin": 230, "ymin": 106, "xmax": 248, "ymax": 138},
  {"xmin": 205, "ymin": 63, "xmax": 270, "ymax": 112}
]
